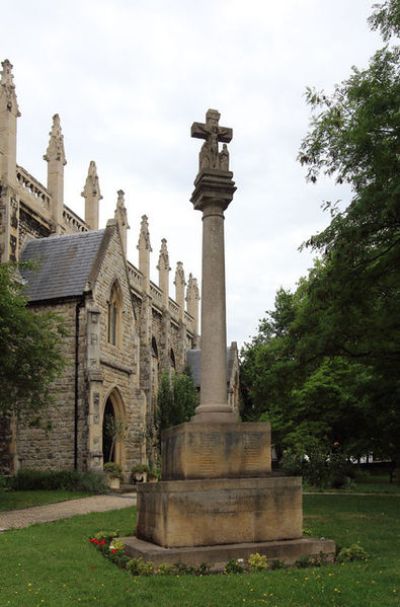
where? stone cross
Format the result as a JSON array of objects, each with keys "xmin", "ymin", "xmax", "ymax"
[
  {"xmin": 190, "ymin": 109, "xmax": 237, "ymax": 422},
  {"xmin": 191, "ymin": 109, "xmax": 232, "ymax": 172}
]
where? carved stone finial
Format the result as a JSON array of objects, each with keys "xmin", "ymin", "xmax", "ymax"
[
  {"xmin": 157, "ymin": 238, "xmax": 171, "ymax": 272},
  {"xmin": 137, "ymin": 214, "xmax": 152, "ymax": 251},
  {"xmin": 186, "ymin": 273, "xmax": 200, "ymax": 300},
  {"xmin": 192, "ymin": 276, "xmax": 200, "ymax": 300},
  {"xmin": 0, "ymin": 59, "xmax": 21, "ymax": 116},
  {"xmin": 43, "ymin": 114, "xmax": 66, "ymax": 165},
  {"xmin": 81, "ymin": 160, "xmax": 102, "ymax": 200},
  {"xmin": 174, "ymin": 261, "xmax": 185, "ymax": 287},
  {"xmin": 114, "ymin": 189, "xmax": 129, "ymax": 228},
  {"xmin": 191, "ymin": 108, "xmax": 232, "ymax": 172}
]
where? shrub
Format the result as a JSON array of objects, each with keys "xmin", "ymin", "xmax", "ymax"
[
  {"xmin": 281, "ymin": 442, "xmax": 352, "ymax": 489},
  {"xmin": 127, "ymin": 557, "xmax": 154, "ymax": 576},
  {"xmin": 0, "ymin": 474, "xmax": 10, "ymax": 490},
  {"xmin": 281, "ymin": 449, "xmax": 303, "ymax": 476},
  {"xmin": 248, "ymin": 552, "xmax": 268, "ymax": 571},
  {"xmin": 295, "ymin": 555, "xmax": 313, "ymax": 568},
  {"xmin": 269, "ymin": 559, "xmax": 285, "ymax": 570},
  {"xmin": 225, "ymin": 558, "xmax": 245, "ymax": 574},
  {"xmin": 198, "ymin": 562, "xmax": 211, "ymax": 575},
  {"xmin": 156, "ymin": 563, "xmax": 176, "ymax": 575},
  {"xmin": 337, "ymin": 544, "xmax": 368, "ymax": 563},
  {"xmin": 10, "ymin": 469, "xmax": 107, "ymax": 493}
]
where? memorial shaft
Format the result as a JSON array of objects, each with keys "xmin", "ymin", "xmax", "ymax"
[{"xmin": 190, "ymin": 109, "xmax": 237, "ymax": 422}]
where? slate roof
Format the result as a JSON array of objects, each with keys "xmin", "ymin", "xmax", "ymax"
[
  {"xmin": 20, "ymin": 230, "xmax": 105, "ymax": 302},
  {"xmin": 187, "ymin": 345, "xmax": 236, "ymax": 388}
]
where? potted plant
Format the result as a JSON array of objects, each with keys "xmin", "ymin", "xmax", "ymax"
[
  {"xmin": 131, "ymin": 463, "xmax": 149, "ymax": 484},
  {"xmin": 103, "ymin": 462, "xmax": 123, "ymax": 490},
  {"xmin": 148, "ymin": 464, "xmax": 160, "ymax": 483}
]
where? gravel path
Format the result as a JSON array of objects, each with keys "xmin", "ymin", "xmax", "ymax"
[{"xmin": 0, "ymin": 492, "xmax": 136, "ymax": 531}]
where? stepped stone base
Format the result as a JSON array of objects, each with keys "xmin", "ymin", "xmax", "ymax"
[
  {"xmin": 122, "ymin": 536, "xmax": 336, "ymax": 571},
  {"xmin": 161, "ymin": 422, "xmax": 271, "ymax": 480},
  {"xmin": 136, "ymin": 476, "xmax": 302, "ymax": 548}
]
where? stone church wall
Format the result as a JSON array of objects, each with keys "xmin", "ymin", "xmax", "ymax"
[
  {"xmin": 91, "ymin": 226, "xmax": 146, "ymax": 474},
  {"xmin": 16, "ymin": 300, "xmax": 84, "ymax": 471}
]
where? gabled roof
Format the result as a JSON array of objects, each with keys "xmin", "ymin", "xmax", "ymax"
[{"xmin": 20, "ymin": 230, "xmax": 106, "ymax": 302}]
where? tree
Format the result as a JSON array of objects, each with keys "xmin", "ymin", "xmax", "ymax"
[
  {"xmin": 0, "ymin": 263, "xmax": 65, "ymax": 417},
  {"xmin": 156, "ymin": 369, "xmax": 198, "ymax": 442},
  {"xmin": 242, "ymin": 1, "xmax": 400, "ymax": 477},
  {"xmin": 296, "ymin": 0, "xmax": 400, "ymax": 471},
  {"xmin": 240, "ymin": 283, "xmax": 375, "ymax": 460}
]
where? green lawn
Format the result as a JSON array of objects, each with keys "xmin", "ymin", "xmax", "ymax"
[
  {"xmin": 0, "ymin": 490, "xmax": 90, "ymax": 512},
  {"xmin": 0, "ymin": 495, "xmax": 399, "ymax": 607}
]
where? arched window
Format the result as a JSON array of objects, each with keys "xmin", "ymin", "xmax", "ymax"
[
  {"xmin": 151, "ymin": 337, "xmax": 159, "ymax": 360},
  {"xmin": 102, "ymin": 389, "xmax": 126, "ymax": 466},
  {"xmin": 108, "ymin": 281, "xmax": 122, "ymax": 346},
  {"xmin": 170, "ymin": 348, "xmax": 176, "ymax": 371}
]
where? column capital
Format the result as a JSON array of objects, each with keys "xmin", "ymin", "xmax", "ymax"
[{"xmin": 191, "ymin": 169, "xmax": 236, "ymax": 213}]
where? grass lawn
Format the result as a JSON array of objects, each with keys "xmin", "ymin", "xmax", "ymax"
[
  {"xmin": 0, "ymin": 494, "xmax": 399, "ymax": 607},
  {"xmin": 0, "ymin": 490, "xmax": 90, "ymax": 512}
]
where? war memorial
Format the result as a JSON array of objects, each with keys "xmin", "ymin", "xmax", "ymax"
[{"xmin": 122, "ymin": 109, "xmax": 335, "ymax": 570}]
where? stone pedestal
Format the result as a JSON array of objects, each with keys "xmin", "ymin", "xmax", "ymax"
[
  {"xmin": 136, "ymin": 476, "xmax": 302, "ymax": 548},
  {"xmin": 122, "ymin": 537, "xmax": 336, "ymax": 572},
  {"xmin": 161, "ymin": 422, "xmax": 271, "ymax": 480}
]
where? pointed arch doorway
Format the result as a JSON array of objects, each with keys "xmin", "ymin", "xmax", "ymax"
[{"xmin": 102, "ymin": 389, "xmax": 126, "ymax": 466}]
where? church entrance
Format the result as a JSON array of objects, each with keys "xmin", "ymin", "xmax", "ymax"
[{"xmin": 102, "ymin": 390, "xmax": 125, "ymax": 465}]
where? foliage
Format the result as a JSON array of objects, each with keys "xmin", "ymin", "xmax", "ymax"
[
  {"xmin": 89, "ymin": 531, "xmax": 210, "ymax": 577},
  {"xmin": 10, "ymin": 469, "xmax": 108, "ymax": 493},
  {"xmin": 156, "ymin": 369, "xmax": 198, "ymax": 443},
  {"xmin": 127, "ymin": 557, "xmax": 154, "ymax": 576},
  {"xmin": 336, "ymin": 544, "xmax": 369, "ymax": 563},
  {"xmin": 241, "ymin": 286, "xmax": 376, "ymax": 461},
  {"xmin": 0, "ymin": 474, "xmax": 10, "ymax": 490},
  {"xmin": 242, "ymin": 1, "xmax": 400, "ymax": 471},
  {"xmin": 131, "ymin": 463, "xmax": 149, "ymax": 474},
  {"xmin": 0, "ymin": 263, "xmax": 66, "ymax": 417},
  {"xmin": 224, "ymin": 558, "xmax": 245, "ymax": 574},
  {"xmin": 103, "ymin": 462, "xmax": 123, "ymax": 479},
  {"xmin": 247, "ymin": 552, "xmax": 269, "ymax": 571},
  {"xmin": 282, "ymin": 441, "xmax": 351, "ymax": 489}
]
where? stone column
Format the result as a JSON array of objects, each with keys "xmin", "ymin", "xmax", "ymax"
[{"xmin": 190, "ymin": 109, "xmax": 237, "ymax": 423}]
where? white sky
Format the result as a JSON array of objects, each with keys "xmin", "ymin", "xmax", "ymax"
[{"xmin": 2, "ymin": 0, "xmax": 381, "ymax": 347}]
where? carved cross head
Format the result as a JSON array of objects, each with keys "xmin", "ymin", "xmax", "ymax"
[{"xmin": 191, "ymin": 109, "xmax": 232, "ymax": 172}]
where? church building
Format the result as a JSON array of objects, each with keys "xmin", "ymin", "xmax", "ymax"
[{"xmin": 0, "ymin": 59, "xmax": 239, "ymax": 478}]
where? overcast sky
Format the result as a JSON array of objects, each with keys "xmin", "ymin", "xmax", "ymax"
[{"xmin": 2, "ymin": 0, "xmax": 381, "ymax": 347}]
